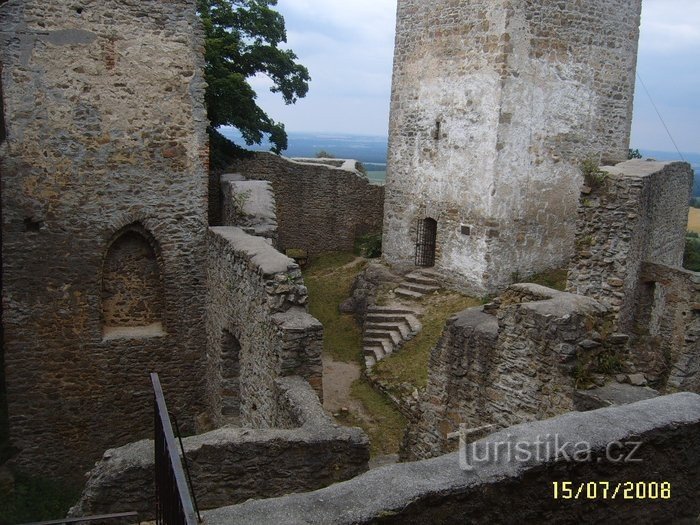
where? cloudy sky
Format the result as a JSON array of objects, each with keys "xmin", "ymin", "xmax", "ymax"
[{"xmin": 252, "ymin": 0, "xmax": 700, "ymax": 154}]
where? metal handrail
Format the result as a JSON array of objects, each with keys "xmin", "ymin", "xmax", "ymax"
[
  {"xmin": 20, "ymin": 512, "xmax": 139, "ymax": 525},
  {"xmin": 151, "ymin": 372, "xmax": 197, "ymax": 525}
]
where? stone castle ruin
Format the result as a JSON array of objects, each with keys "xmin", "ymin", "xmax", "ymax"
[
  {"xmin": 1, "ymin": 0, "xmax": 699, "ymax": 523},
  {"xmin": 383, "ymin": 0, "xmax": 643, "ymax": 294}
]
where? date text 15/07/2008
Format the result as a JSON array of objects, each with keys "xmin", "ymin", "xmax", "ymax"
[{"xmin": 552, "ymin": 481, "xmax": 671, "ymax": 500}]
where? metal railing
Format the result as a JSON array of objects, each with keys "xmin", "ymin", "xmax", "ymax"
[
  {"xmin": 21, "ymin": 512, "xmax": 139, "ymax": 525},
  {"xmin": 151, "ymin": 373, "xmax": 197, "ymax": 525}
]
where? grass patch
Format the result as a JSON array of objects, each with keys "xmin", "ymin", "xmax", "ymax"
[
  {"xmin": 349, "ymin": 379, "xmax": 407, "ymax": 456},
  {"xmin": 303, "ymin": 252, "xmax": 366, "ymax": 363},
  {"xmin": 373, "ymin": 293, "xmax": 480, "ymax": 390},
  {"xmin": 527, "ymin": 268, "xmax": 568, "ymax": 291},
  {"xmin": 0, "ymin": 471, "xmax": 81, "ymax": 525}
]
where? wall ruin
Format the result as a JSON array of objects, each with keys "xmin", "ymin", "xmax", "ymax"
[
  {"xmin": 205, "ymin": 227, "xmax": 323, "ymax": 429},
  {"xmin": 403, "ymin": 284, "xmax": 613, "ymax": 461},
  {"xmin": 69, "ymin": 377, "xmax": 369, "ymax": 518},
  {"xmin": 202, "ymin": 393, "xmax": 700, "ymax": 525},
  {"xmin": 567, "ymin": 159, "xmax": 698, "ymax": 388},
  {"xmin": 223, "ymin": 152, "xmax": 384, "ymax": 255},
  {"xmin": 383, "ymin": 0, "xmax": 643, "ymax": 294},
  {"xmin": 0, "ymin": 0, "xmax": 208, "ymax": 479}
]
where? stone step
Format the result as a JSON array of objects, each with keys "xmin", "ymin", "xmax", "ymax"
[
  {"xmin": 401, "ymin": 281, "xmax": 440, "ymax": 294},
  {"xmin": 395, "ymin": 287, "xmax": 424, "ymax": 299},
  {"xmin": 364, "ymin": 338, "xmax": 393, "ymax": 357},
  {"xmin": 365, "ymin": 328, "xmax": 402, "ymax": 346},
  {"xmin": 366, "ymin": 306, "xmax": 419, "ymax": 315},
  {"xmin": 365, "ymin": 355, "xmax": 377, "ymax": 369},
  {"xmin": 365, "ymin": 313, "xmax": 421, "ymax": 333},
  {"xmin": 418, "ymin": 268, "xmax": 442, "ymax": 279},
  {"xmin": 365, "ymin": 321, "xmax": 412, "ymax": 340},
  {"xmin": 363, "ymin": 344, "xmax": 385, "ymax": 361},
  {"xmin": 405, "ymin": 272, "xmax": 441, "ymax": 286}
]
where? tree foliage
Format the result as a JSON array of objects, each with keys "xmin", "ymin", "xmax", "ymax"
[
  {"xmin": 628, "ymin": 148, "xmax": 642, "ymax": 159},
  {"xmin": 197, "ymin": 0, "xmax": 310, "ymax": 153}
]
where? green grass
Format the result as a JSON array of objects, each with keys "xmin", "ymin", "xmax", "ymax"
[
  {"xmin": 373, "ymin": 293, "xmax": 481, "ymax": 390},
  {"xmin": 0, "ymin": 472, "xmax": 81, "ymax": 525},
  {"xmin": 349, "ymin": 379, "xmax": 407, "ymax": 456},
  {"xmin": 684, "ymin": 231, "xmax": 700, "ymax": 271},
  {"xmin": 527, "ymin": 268, "xmax": 569, "ymax": 291},
  {"xmin": 303, "ymin": 252, "xmax": 366, "ymax": 363}
]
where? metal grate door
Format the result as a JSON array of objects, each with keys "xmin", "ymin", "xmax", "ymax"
[{"xmin": 415, "ymin": 218, "xmax": 437, "ymax": 267}]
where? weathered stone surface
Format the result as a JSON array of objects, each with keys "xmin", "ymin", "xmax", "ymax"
[
  {"xmin": 403, "ymin": 284, "xmax": 610, "ymax": 460},
  {"xmin": 574, "ymin": 382, "xmax": 659, "ymax": 411},
  {"xmin": 220, "ymin": 152, "xmax": 384, "ymax": 255},
  {"xmin": 383, "ymin": 0, "xmax": 643, "ymax": 294},
  {"xmin": 203, "ymin": 393, "xmax": 700, "ymax": 525},
  {"xmin": 205, "ymin": 227, "xmax": 323, "ymax": 428},
  {"xmin": 0, "ymin": 0, "xmax": 208, "ymax": 479},
  {"xmin": 69, "ymin": 377, "xmax": 370, "ymax": 519},
  {"xmin": 567, "ymin": 160, "xmax": 698, "ymax": 391},
  {"xmin": 221, "ymin": 178, "xmax": 278, "ymax": 244}
]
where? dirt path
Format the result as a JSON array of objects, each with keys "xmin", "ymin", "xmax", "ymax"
[{"xmin": 322, "ymin": 354, "xmax": 364, "ymax": 415}]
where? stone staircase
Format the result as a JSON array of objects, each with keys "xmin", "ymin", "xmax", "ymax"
[
  {"xmin": 363, "ymin": 305, "xmax": 422, "ymax": 369},
  {"xmin": 395, "ymin": 270, "xmax": 441, "ymax": 299}
]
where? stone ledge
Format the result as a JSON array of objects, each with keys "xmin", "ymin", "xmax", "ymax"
[{"xmin": 203, "ymin": 392, "xmax": 700, "ymax": 525}]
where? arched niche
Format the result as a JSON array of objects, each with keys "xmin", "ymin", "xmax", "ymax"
[{"xmin": 101, "ymin": 223, "xmax": 165, "ymax": 339}]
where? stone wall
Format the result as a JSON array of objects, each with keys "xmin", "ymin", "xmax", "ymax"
[
  {"xmin": 0, "ymin": 0, "xmax": 208, "ymax": 479},
  {"xmin": 220, "ymin": 175, "xmax": 278, "ymax": 244},
  {"xmin": 566, "ymin": 160, "xmax": 697, "ymax": 389},
  {"xmin": 205, "ymin": 227, "xmax": 323, "ymax": 429},
  {"xmin": 634, "ymin": 262, "xmax": 700, "ymax": 390},
  {"xmin": 403, "ymin": 284, "xmax": 611, "ymax": 461},
  {"xmin": 203, "ymin": 393, "xmax": 700, "ymax": 525},
  {"xmin": 69, "ymin": 377, "xmax": 370, "ymax": 518},
  {"xmin": 383, "ymin": 0, "xmax": 643, "ymax": 294},
  {"xmin": 223, "ymin": 152, "xmax": 384, "ymax": 255},
  {"xmin": 567, "ymin": 160, "xmax": 693, "ymax": 331}
]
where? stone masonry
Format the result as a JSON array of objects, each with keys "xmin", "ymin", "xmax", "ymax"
[
  {"xmin": 567, "ymin": 159, "xmax": 698, "ymax": 388},
  {"xmin": 403, "ymin": 284, "xmax": 612, "ymax": 461},
  {"xmin": 203, "ymin": 393, "xmax": 700, "ymax": 525},
  {"xmin": 69, "ymin": 377, "xmax": 369, "ymax": 518},
  {"xmin": 205, "ymin": 227, "xmax": 323, "ymax": 429},
  {"xmin": 383, "ymin": 0, "xmax": 643, "ymax": 294},
  {"xmin": 224, "ymin": 152, "xmax": 384, "ymax": 255},
  {"xmin": 0, "ymin": 0, "xmax": 209, "ymax": 479}
]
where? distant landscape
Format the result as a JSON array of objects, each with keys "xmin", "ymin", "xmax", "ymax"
[{"xmin": 219, "ymin": 127, "xmax": 699, "ymax": 193}]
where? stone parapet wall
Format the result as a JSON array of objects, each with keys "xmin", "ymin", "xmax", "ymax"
[
  {"xmin": 634, "ymin": 262, "xmax": 700, "ymax": 390},
  {"xmin": 203, "ymin": 393, "xmax": 700, "ymax": 525},
  {"xmin": 0, "ymin": 0, "xmax": 208, "ymax": 479},
  {"xmin": 220, "ymin": 176, "xmax": 278, "ymax": 244},
  {"xmin": 69, "ymin": 377, "xmax": 370, "ymax": 519},
  {"xmin": 205, "ymin": 227, "xmax": 323, "ymax": 428},
  {"xmin": 404, "ymin": 284, "xmax": 609, "ymax": 461},
  {"xmin": 567, "ymin": 160, "xmax": 693, "ymax": 332},
  {"xmin": 223, "ymin": 152, "xmax": 384, "ymax": 255}
]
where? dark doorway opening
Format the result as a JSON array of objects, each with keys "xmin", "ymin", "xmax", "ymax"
[
  {"xmin": 220, "ymin": 329, "xmax": 241, "ymax": 421},
  {"xmin": 415, "ymin": 217, "xmax": 437, "ymax": 267}
]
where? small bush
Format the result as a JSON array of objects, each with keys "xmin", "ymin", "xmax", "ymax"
[
  {"xmin": 355, "ymin": 233, "xmax": 382, "ymax": 258},
  {"xmin": 581, "ymin": 158, "xmax": 608, "ymax": 190}
]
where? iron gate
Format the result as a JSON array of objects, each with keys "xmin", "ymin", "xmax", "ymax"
[{"xmin": 415, "ymin": 217, "xmax": 437, "ymax": 267}]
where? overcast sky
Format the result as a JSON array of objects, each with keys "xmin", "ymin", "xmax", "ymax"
[{"xmin": 251, "ymin": 0, "xmax": 700, "ymax": 154}]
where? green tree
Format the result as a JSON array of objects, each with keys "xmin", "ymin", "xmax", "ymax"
[
  {"xmin": 197, "ymin": 0, "xmax": 310, "ymax": 154},
  {"xmin": 628, "ymin": 148, "xmax": 642, "ymax": 159}
]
